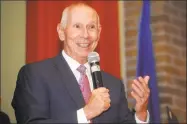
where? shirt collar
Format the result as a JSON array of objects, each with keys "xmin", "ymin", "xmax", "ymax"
[{"xmin": 62, "ymin": 50, "xmax": 90, "ymax": 72}]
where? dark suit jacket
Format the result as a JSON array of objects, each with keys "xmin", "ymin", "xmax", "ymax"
[
  {"xmin": 12, "ymin": 54, "xmax": 136, "ymax": 124},
  {"xmin": 0, "ymin": 111, "xmax": 10, "ymax": 124}
]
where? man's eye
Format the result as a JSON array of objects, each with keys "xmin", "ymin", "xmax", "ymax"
[
  {"xmin": 90, "ymin": 25, "xmax": 96, "ymax": 29},
  {"xmin": 74, "ymin": 24, "xmax": 80, "ymax": 28}
]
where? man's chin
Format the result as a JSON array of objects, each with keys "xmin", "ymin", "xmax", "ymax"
[{"xmin": 78, "ymin": 52, "xmax": 90, "ymax": 58}]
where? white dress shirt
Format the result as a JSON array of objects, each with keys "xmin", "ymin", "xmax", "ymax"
[{"xmin": 62, "ymin": 50, "xmax": 149, "ymax": 123}]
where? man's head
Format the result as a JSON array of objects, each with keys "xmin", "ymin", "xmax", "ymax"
[{"xmin": 57, "ymin": 3, "xmax": 101, "ymax": 64}]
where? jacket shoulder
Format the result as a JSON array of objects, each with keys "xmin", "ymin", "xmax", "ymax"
[{"xmin": 18, "ymin": 57, "xmax": 57, "ymax": 76}]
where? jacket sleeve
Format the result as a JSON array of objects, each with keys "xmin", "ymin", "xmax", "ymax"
[{"xmin": 118, "ymin": 81, "xmax": 136, "ymax": 123}]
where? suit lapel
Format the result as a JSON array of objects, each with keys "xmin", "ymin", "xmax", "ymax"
[{"xmin": 53, "ymin": 54, "xmax": 85, "ymax": 109}]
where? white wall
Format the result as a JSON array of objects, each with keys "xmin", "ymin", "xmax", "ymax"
[{"xmin": 1, "ymin": 1, "xmax": 26, "ymax": 122}]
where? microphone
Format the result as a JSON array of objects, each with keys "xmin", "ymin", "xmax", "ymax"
[{"xmin": 88, "ymin": 52, "xmax": 103, "ymax": 89}]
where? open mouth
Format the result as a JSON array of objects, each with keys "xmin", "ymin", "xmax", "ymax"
[{"xmin": 77, "ymin": 43, "xmax": 90, "ymax": 48}]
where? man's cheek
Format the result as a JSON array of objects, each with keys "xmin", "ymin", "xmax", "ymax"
[
  {"xmin": 68, "ymin": 31, "xmax": 80, "ymax": 38},
  {"xmin": 89, "ymin": 34, "xmax": 98, "ymax": 41}
]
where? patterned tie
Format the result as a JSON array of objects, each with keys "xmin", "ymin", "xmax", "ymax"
[{"xmin": 77, "ymin": 65, "xmax": 91, "ymax": 104}]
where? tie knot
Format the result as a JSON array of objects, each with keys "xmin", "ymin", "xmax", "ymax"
[{"xmin": 77, "ymin": 65, "xmax": 86, "ymax": 74}]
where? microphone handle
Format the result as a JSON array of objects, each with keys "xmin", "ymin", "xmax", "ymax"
[{"xmin": 92, "ymin": 71, "xmax": 103, "ymax": 89}]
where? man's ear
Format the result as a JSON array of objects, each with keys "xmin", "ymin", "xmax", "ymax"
[
  {"xmin": 97, "ymin": 25, "xmax": 102, "ymax": 40},
  {"xmin": 57, "ymin": 23, "xmax": 65, "ymax": 41},
  {"xmin": 98, "ymin": 25, "xmax": 102, "ymax": 36}
]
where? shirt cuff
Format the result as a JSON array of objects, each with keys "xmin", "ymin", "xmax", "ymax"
[
  {"xmin": 77, "ymin": 108, "xmax": 90, "ymax": 123},
  {"xmin": 135, "ymin": 110, "xmax": 150, "ymax": 123}
]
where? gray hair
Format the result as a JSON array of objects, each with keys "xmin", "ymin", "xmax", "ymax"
[
  {"xmin": 60, "ymin": 7, "xmax": 69, "ymax": 29},
  {"xmin": 60, "ymin": 3, "xmax": 101, "ymax": 29}
]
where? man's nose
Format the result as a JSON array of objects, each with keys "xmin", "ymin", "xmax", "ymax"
[{"xmin": 82, "ymin": 28, "xmax": 89, "ymax": 38}]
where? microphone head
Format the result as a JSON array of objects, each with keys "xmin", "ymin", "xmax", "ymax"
[{"xmin": 88, "ymin": 52, "xmax": 100, "ymax": 63}]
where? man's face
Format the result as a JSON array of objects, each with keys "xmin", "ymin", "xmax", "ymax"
[{"xmin": 61, "ymin": 6, "xmax": 101, "ymax": 63}]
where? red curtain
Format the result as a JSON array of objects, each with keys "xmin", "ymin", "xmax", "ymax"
[{"xmin": 26, "ymin": 1, "xmax": 121, "ymax": 79}]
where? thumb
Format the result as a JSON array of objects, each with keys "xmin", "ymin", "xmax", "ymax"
[{"xmin": 144, "ymin": 76, "xmax": 150, "ymax": 84}]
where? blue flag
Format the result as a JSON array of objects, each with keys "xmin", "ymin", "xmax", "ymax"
[{"xmin": 136, "ymin": 0, "xmax": 161, "ymax": 123}]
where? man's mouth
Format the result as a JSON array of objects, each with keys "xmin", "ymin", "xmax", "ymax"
[{"xmin": 77, "ymin": 43, "xmax": 90, "ymax": 48}]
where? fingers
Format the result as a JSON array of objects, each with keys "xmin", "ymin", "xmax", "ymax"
[
  {"xmin": 131, "ymin": 91, "xmax": 141, "ymax": 103},
  {"xmin": 132, "ymin": 76, "xmax": 150, "ymax": 94},
  {"xmin": 103, "ymin": 94, "xmax": 111, "ymax": 110},
  {"xmin": 93, "ymin": 87, "xmax": 109, "ymax": 94},
  {"xmin": 104, "ymin": 101, "xmax": 110, "ymax": 110},
  {"xmin": 104, "ymin": 97, "xmax": 111, "ymax": 104},
  {"xmin": 92, "ymin": 87, "xmax": 110, "ymax": 99},
  {"xmin": 131, "ymin": 76, "xmax": 150, "ymax": 114},
  {"xmin": 132, "ymin": 80, "xmax": 144, "ymax": 98},
  {"xmin": 138, "ymin": 76, "xmax": 149, "ymax": 92},
  {"xmin": 86, "ymin": 88, "xmax": 111, "ymax": 118},
  {"xmin": 144, "ymin": 76, "xmax": 150, "ymax": 84},
  {"xmin": 97, "ymin": 88, "xmax": 110, "ymax": 110},
  {"xmin": 91, "ymin": 87, "xmax": 111, "ymax": 104},
  {"xmin": 131, "ymin": 76, "xmax": 150, "ymax": 103}
]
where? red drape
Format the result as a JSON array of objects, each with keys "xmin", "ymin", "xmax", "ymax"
[{"xmin": 26, "ymin": 1, "xmax": 121, "ymax": 79}]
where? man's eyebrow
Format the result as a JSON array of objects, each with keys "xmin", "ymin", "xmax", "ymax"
[{"xmin": 89, "ymin": 21, "xmax": 97, "ymax": 24}]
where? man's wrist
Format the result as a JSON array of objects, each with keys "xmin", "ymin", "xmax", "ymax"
[
  {"xmin": 83, "ymin": 105, "xmax": 93, "ymax": 120},
  {"xmin": 136, "ymin": 111, "xmax": 147, "ymax": 121}
]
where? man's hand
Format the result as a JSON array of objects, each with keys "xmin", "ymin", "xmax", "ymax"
[
  {"xmin": 83, "ymin": 87, "xmax": 111, "ymax": 120},
  {"xmin": 131, "ymin": 76, "xmax": 150, "ymax": 121}
]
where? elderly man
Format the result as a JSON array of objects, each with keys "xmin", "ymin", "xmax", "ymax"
[{"xmin": 12, "ymin": 3, "xmax": 150, "ymax": 123}]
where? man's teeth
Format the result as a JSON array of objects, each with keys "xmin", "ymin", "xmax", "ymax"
[{"xmin": 78, "ymin": 43, "xmax": 89, "ymax": 48}]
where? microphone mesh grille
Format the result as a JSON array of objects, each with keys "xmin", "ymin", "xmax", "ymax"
[{"xmin": 88, "ymin": 52, "xmax": 100, "ymax": 63}]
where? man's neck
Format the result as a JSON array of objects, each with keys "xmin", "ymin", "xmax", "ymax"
[{"xmin": 63, "ymin": 50, "xmax": 87, "ymax": 64}]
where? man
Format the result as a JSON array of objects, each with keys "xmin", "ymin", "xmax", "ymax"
[{"xmin": 12, "ymin": 3, "xmax": 150, "ymax": 123}]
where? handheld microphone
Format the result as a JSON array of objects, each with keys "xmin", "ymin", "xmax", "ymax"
[{"xmin": 88, "ymin": 52, "xmax": 103, "ymax": 89}]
